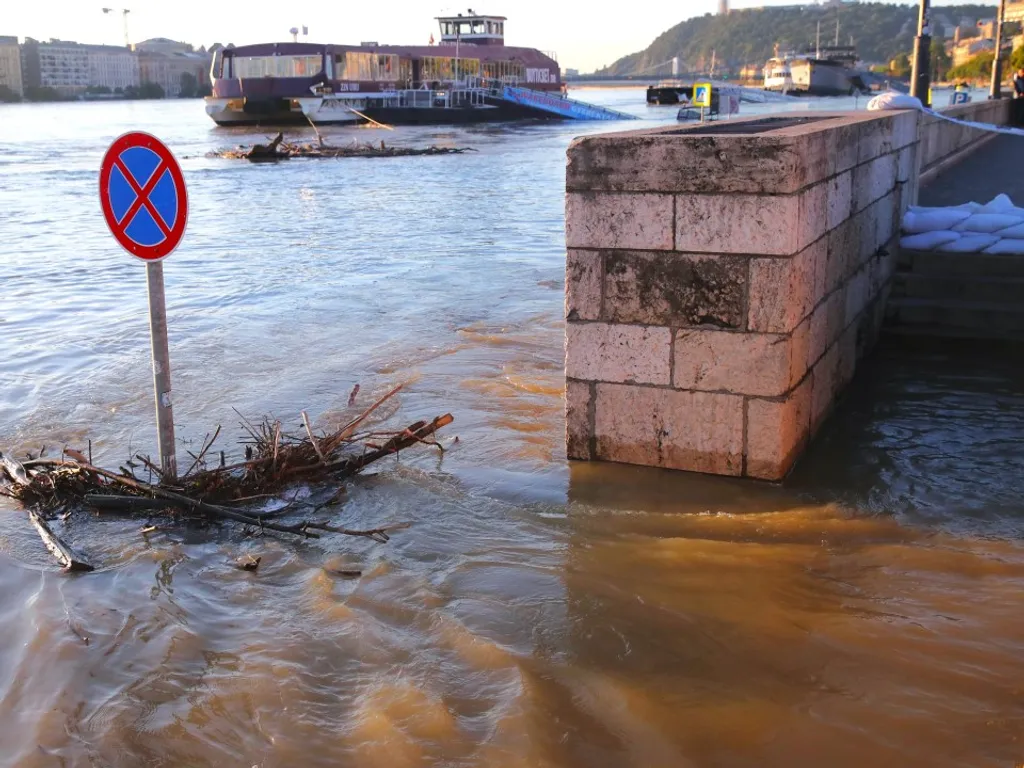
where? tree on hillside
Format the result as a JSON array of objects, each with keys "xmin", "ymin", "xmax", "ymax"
[
  {"xmin": 1011, "ymin": 45, "xmax": 1024, "ymax": 72},
  {"xmin": 890, "ymin": 52, "xmax": 911, "ymax": 77},
  {"xmin": 595, "ymin": 3, "xmax": 1000, "ymax": 76},
  {"xmin": 947, "ymin": 51, "xmax": 999, "ymax": 81},
  {"xmin": 931, "ymin": 45, "xmax": 952, "ymax": 81}
]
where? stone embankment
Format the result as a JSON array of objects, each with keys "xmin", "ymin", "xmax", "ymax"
[{"xmin": 564, "ymin": 98, "xmax": 1014, "ymax": 480}]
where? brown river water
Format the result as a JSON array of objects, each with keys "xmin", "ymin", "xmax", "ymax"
[{"xmin": 1, "ymin": 92, "xmax": 1022, "ymax": 767}]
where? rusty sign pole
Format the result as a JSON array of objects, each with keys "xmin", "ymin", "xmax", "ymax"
[{"xmin": 146, "ymin": 261, "xmax": 177, "ymax": 479}]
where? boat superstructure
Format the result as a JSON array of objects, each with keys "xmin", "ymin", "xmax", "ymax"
[
  {"xmin": 764, "ymin": 19, "xmax": 869, "ymax": 97},
  {"xmin": 205, "ymin": 11, "xmax": 633, "ymax": 126},
  {"xmin": 764, "ymin": 54, "xmax": 795, "ymax": 93}
]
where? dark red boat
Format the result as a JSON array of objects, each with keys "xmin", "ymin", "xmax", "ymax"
[{"xmin": 205, "ymin": 11, "xmax": 633, "ymax": 126}]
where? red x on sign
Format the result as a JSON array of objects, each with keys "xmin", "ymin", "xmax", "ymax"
[{"xmin": 99, "ymin": 132, "xmax": 188, "ymax": 261}]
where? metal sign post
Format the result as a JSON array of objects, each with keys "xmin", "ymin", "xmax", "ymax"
[
  {"xmin": 910, "ymin": 0, "xmax": 931, "ymax": 107},
  {"xmin": 990, "ymin": 0, "xmax": 1008, "ymax": 99},
  {"xmin": 146, "ymin": 262, "xmax": 177, "ymax": 479},
  {"xmin": 99, "ymin": 131, "xmax": 189, "ymax": 482}
]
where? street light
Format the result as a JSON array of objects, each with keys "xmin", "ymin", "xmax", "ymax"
[
  {"xmin": 102, "ymin": 8, "xmax": 131, "ymax": 48},
  {"xmin": 909, "ymin": 0, "xmax": 931, "ymax": 106},
  {"xmin": 990, "ymin": 0, "xmax": 1008, "ymax": 99}
]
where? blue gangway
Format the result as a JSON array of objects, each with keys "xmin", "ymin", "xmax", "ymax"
[{"xmin": 493, "ymin": 86, "xmax": 637, "ymax": 121}]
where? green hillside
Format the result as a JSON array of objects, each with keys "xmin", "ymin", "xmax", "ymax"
[{"xmin": 594, "ymin": 3, "xmax": 996, "ymax": 75}]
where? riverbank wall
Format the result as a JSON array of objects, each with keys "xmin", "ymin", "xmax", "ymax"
[{"xmin": 564, "ymin": 99, "xmax": 1013, "ymax": 480}]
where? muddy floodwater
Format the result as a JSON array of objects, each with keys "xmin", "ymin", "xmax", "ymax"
[{"xmin": 1, "ymin": 91, "xmax": 1022, "ymax": 767}]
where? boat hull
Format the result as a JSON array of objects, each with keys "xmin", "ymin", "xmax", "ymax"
[
  {"xmin": 206, "ymin": 93, "xmax": 575, "ymax": 126},
  {"xmin": 205, "ymin": 97, "xmax": 361, "ymax": 126}
]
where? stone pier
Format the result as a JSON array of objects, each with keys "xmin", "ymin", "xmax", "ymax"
[{"xmin": 564, "ymin": 111, "xmax": 919, "ymax": 480}]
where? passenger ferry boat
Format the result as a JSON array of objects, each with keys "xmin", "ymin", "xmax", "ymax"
[
  {"xmin": 763, "ymin": 55, "xmax": 795, "ymax": 93},
  {"xmin": 204, "ymin": 11, "xmax": 630, "ymax": 126}
]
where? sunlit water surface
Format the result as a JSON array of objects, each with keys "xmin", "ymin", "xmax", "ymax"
[{"xmin": 0, "ymin": 89, "xmax": 1022, "ymax": 767}]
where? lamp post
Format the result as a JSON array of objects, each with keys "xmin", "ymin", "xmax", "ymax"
[
  {"xmin": 102, "ymin": 7, "xmax": 131, "ymax": 48},
  {"xmin": 990, "ymin": 0, "xmax": 1008, "ymax": 98},
  {"xmin": 909, "ymin": 0, "xmax": 931, "ymax": 106}
]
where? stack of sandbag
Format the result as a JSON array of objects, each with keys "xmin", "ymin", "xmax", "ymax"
[{"xmin": 900, "ymin": 194, "xmax": 1024, "ymax": 254}]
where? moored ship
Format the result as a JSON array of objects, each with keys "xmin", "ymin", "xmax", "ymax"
[
  {"xmin": 763, "ymin": 36, "xmax": 869, "ymax": 97},
  {"xmin": 205, "ymin": 11, "xmax": 633, "ymax": 126}
]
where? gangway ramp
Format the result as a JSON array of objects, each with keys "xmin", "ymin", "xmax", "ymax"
[{"xmin": 489, "ymin": 86, "xmax": 637, "ymax": 121}]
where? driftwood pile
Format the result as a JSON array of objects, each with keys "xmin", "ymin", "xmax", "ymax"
[
  {"xmin": 0, "ymin": 385, "xmax": 453, "ymax": 573},
  {"xmin": 215, "ymin": 132, "xmax": 477, "ymax": 162}
]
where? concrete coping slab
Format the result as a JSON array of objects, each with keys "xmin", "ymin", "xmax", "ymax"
[{"xmin": 566, "ymin": 109, "xmax": 919, "ymax": 196}]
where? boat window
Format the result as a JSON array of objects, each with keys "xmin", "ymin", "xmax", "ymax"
[
  {"xmin": 232, "ymin": 54, "xmax": 323, "ymax": 78},
  {"xmin": 421, "ymin": 56, "xmax": 453, "ymax": 81},
  {"xmin": 334, "ymin": 52, "xmax": 406, "ymax": 81},
  {"xmin": 482, "ymin": 60, "xmax": 524, "ymax": 83}
]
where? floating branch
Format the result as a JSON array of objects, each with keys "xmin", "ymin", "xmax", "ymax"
[
  {"xmin": 1, "ymin": 394, "xmax": 455, "ymax": 572},
  {"xmin": 212, "ymin": 133, "xmax": 478, "ymax": 161}
]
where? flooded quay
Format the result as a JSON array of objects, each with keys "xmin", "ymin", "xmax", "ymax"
[{"xmin": 1, "ymin": 94, "xmax": 1022, "ymax": 767}]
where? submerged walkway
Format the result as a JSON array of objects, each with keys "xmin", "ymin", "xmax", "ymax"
[{"xmin": 920, "ymin": 134, "xmax": 1024, "ymax": 206}]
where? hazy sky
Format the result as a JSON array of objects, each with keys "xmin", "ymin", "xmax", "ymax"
[{"xmin": 4, "ymin": 0, "xmax": 969, "ymax": 72}]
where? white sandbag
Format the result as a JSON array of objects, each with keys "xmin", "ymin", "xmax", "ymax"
[
  {"xmin": 991, "ymin": 222, "xmax": 1024, "ymax": 239},
  {"xmin": 899, "ymin": 231, "xmax": 961, "ymax": 250},
  {"xmin": 983, "ymin": 239, "xmax": 1024, "ymax": 255},
  {"xmin": 902, "ymin": 208, "xmax": 972, "ymax": 233},
  {"xmin": 937, "ymin": 233, "xmax": 999, "ymax": 252},
  {"xmin": 977, "ymin": 194, "xmax": 1017, "ymax": 213},
  {"xmin": 907, "ymin": 202, "xmax": 982, "ymax": 214},
  {"xmin": 867, "ymin": 92, "xmax": 924, "ymax": 111},
  {"xmin": 952, "ymin": 213, "xmax": 1024, "ymax": 233}
]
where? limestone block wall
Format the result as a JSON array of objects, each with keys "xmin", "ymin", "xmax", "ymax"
[
  {"xmin": 919, "ymin": 98, "xmax": 1012, "ymax": 179},
  {"xmin": 565, "ymin": 111, "xmax": 920, "ymax": 480}
]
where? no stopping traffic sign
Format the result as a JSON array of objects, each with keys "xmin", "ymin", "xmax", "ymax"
[{"xmin": 99, "ymin": 131, "xmax": 188, "ymax": 261}]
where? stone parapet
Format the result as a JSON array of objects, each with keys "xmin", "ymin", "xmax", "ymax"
[
  {"xmin": 565, "ymin": 111, "xmax": 918, "ymax": 480},
  {"xmin": 919, "ymin": 98, "xmax": 1013, "ymax": 181}
]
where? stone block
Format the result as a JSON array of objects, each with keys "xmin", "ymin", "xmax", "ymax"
[
  {"xmin": 747, "ymin": 238, "xmax": 822, "ymax": 333},
  {"xmin": 565, "ymin": 322, "xmax": 671, "ymax": 386},
  {"xmin": 874, "ymin": 192, "xmax": 897, "ymax": 252},
  {"xmin": 826, "ymin": 171, "xmax": 853, "ymax": 233},
  {"xmin": 826, "ymin": 285, "xmax": 847, "ymax": 345},
  {"xmin": 810, "ymin": 344, "xmax": 839, "ymax": 433},
  {"xmin": 565, "ymin": 192, "xmax": 674, "ymax": 250},
  {"xmin": 565, "ymin": 130, "xmax": 826, "ymax": 195},
  {"xmin": 856, "ymin": 202, "xmax": 881, "ymax": 269},
  {"xmin": 807, "ymin": 299, "xmax": 828, "ymax": 370},
  {"xmin": 852, "ymin": 153, "xmax": 897, "ymax": 214},
  {"xmin": 826, "ymin": 121, "xmax": 862, "ymax": 177},
  {"xmin": 603, "ymin": 250, "xmax": 747, "ymax": 329},
  {"xmin": 675, "ymin": 193, "xmax": 801, "ymax": 256},
  {"xmin": 789, "ymin": 314, "xmax": 811, "ymax": 387},
  {"xmin": 566, "ymin": 378, "xmax": 593, "ymax": 460},
  {"xmin": 895, "ymin": 144, "xmax": 916, "ymax": 184},
  {"xmin": 594, "ymin": 384, "xmax": 744, "ymax": 475},
  {"xmin": 746, "ymin": 375, "xmax": 813, "ymax": 480},
  {"xmin": 798, "ymin": 182, "xmax": 829, "ymax": 249},
  {"xmin": 845, "ymin": 267, "xmax": 870, "ymax": 328},
  {"xmin": 826, "ymin": 216, "xmax": 860, "ymax": 292},
  {"xmin": 811, "ymin": 231, "xmax": 829, "ymax": 301},
  {"xmin": 890, "ymin": 110, "xmax": 919, "ymax": 151},
  {"xmin": 855, "ymin": 116, "xmax": 895, "ymax": 165},
  {"xmin": 673, "ymin": 329, "xmax": 793, "ymax": 397},
  {"xmin": 566, "ymin": 249, "xmax": 602, "ymax": 322},
  {"xmin": 837, "ymin": 324, "xmax": 857, "ymax": 390}
]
